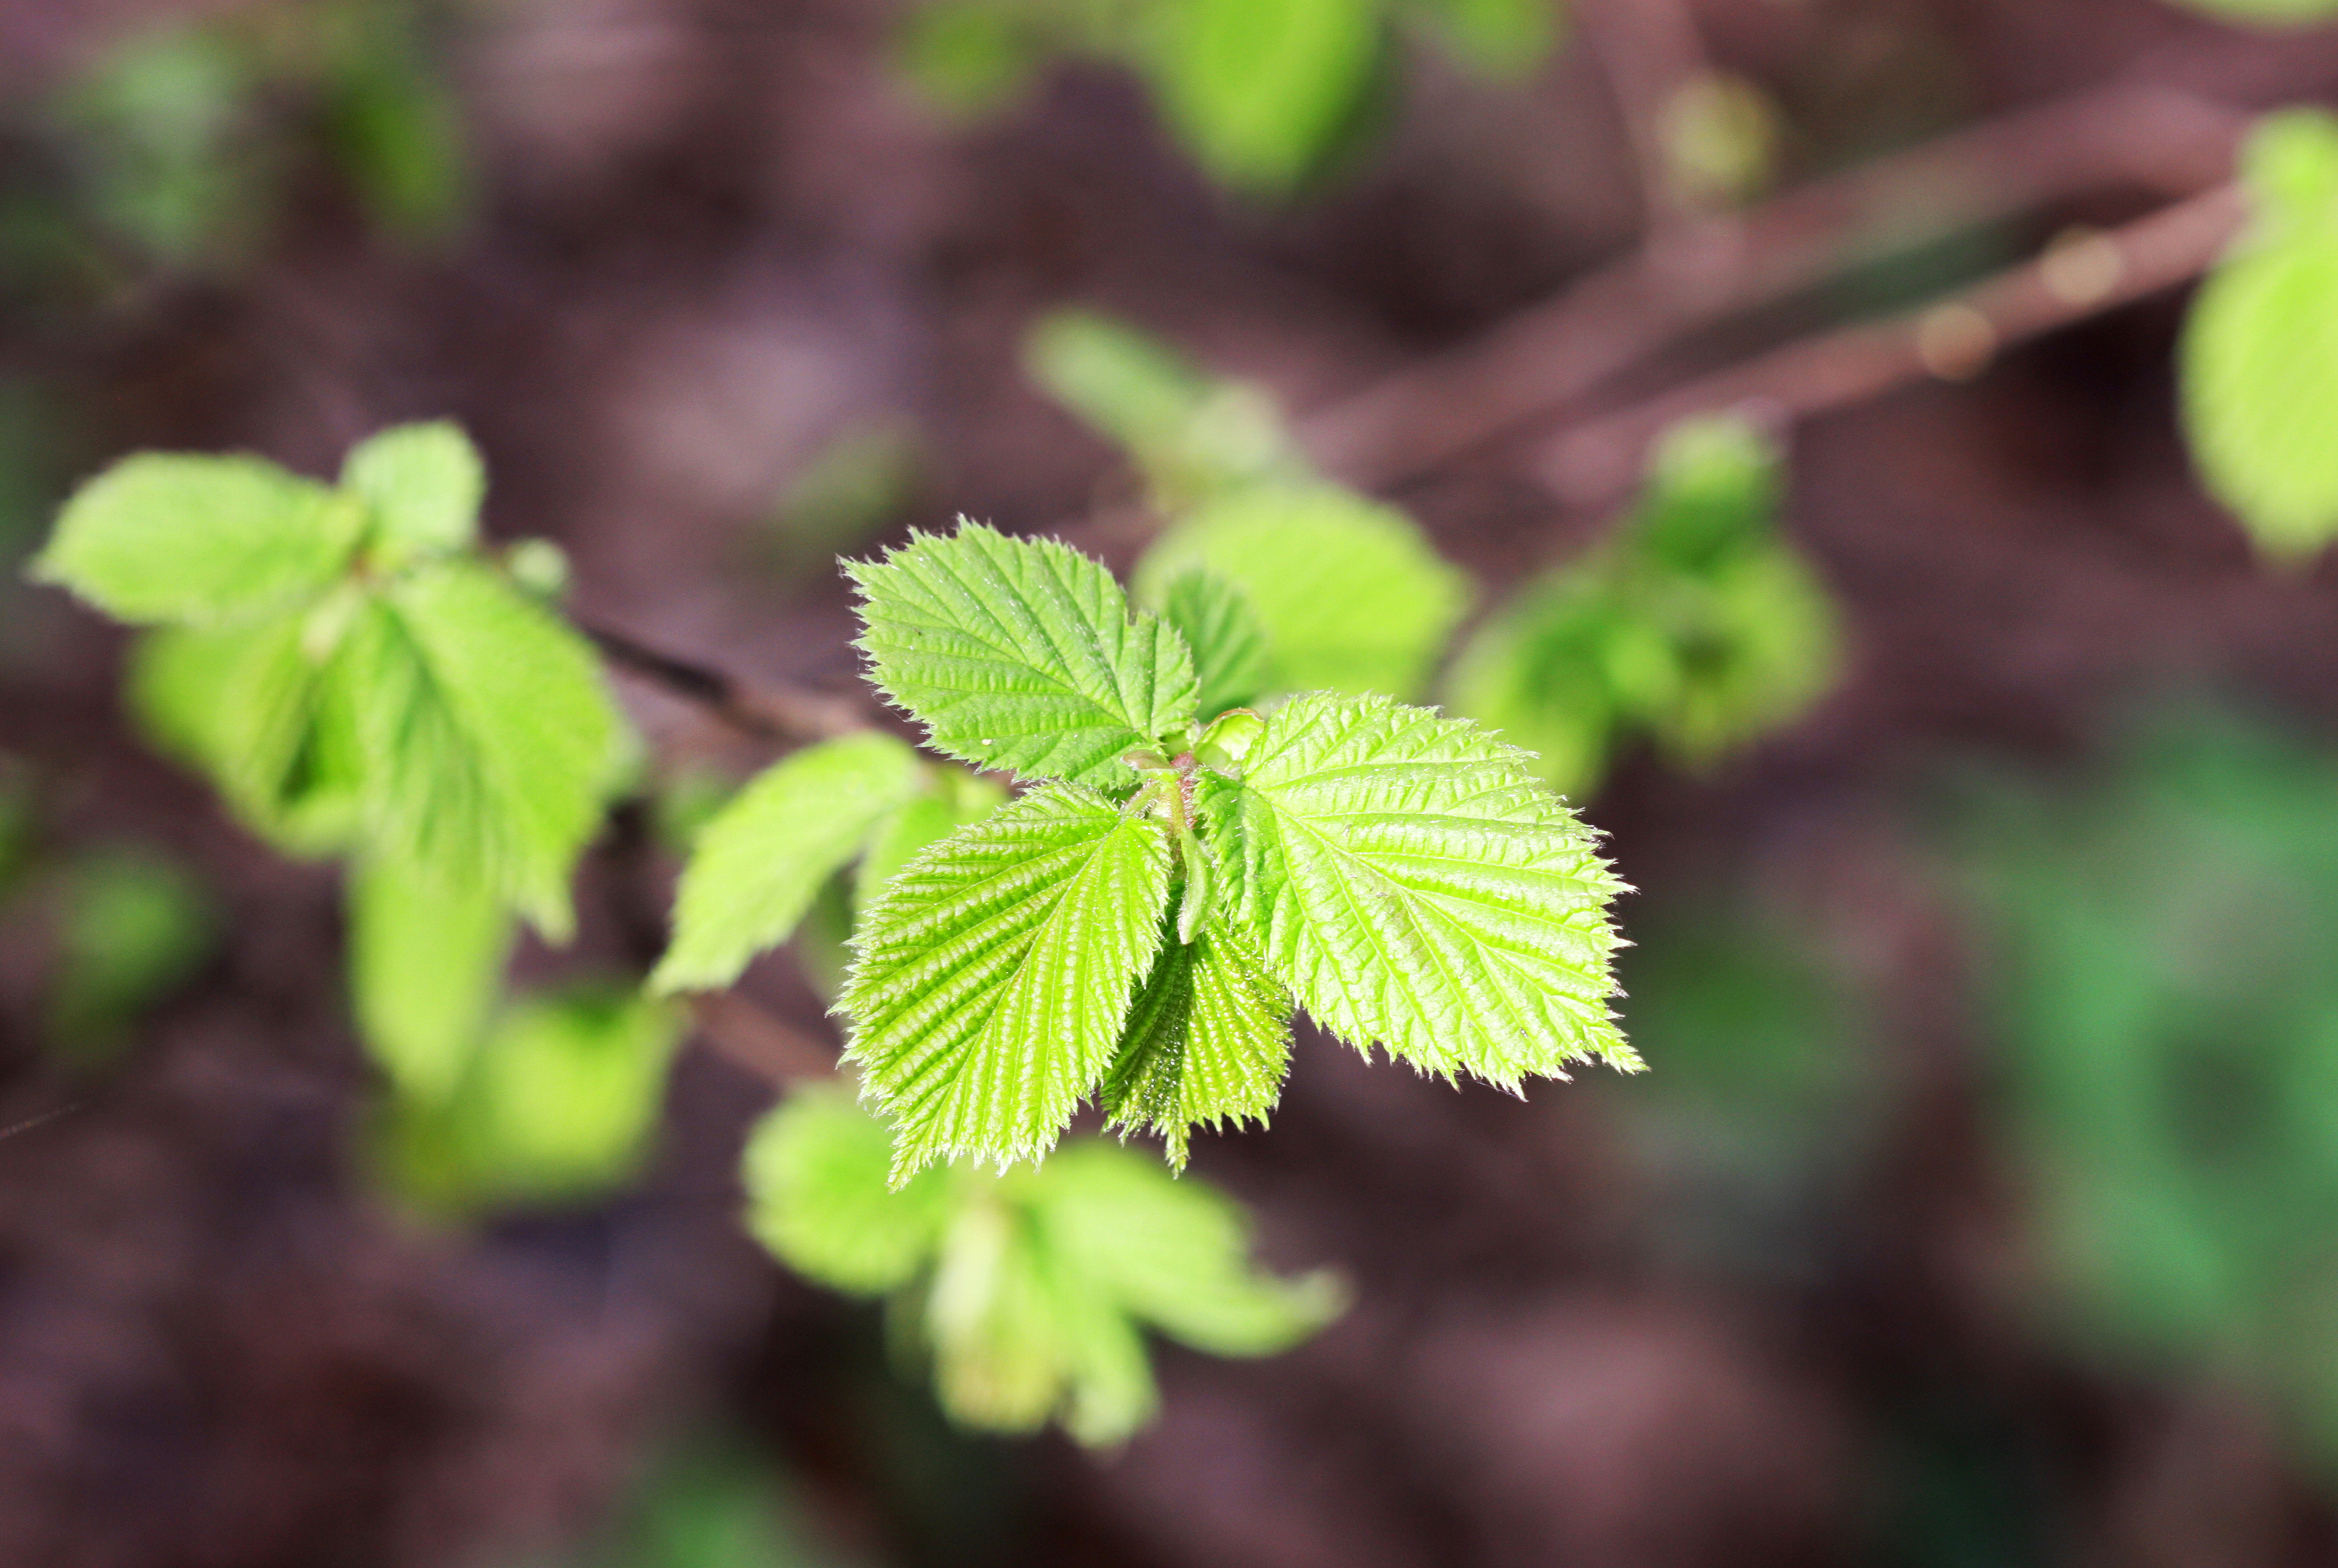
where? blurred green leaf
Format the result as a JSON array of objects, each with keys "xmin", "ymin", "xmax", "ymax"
[
  {"xmin": 1659, "ymin": 71, "xmax": 1780, "ymax": 208},
  {"xmin": 568, "ymin": 1440, "xmax": 848, "ymax": 1568},
  {"xmin": 652, "ymin": 731, "xmax": 925, "ymax": 995},
  {"xmin": 744, "ymin": 1091, "xmax": 1339, "ymax": 1446},
  {"xmin": 2161, "ymin": 0, "xmax": 2338, "ymax": 24},
  {"xmin": 1099, "ymin": 914, "xmax": 1291, "ymax": 1169},
  {"xmin": 767, "ymin": 421, "xmax": 921, "ymax": 572},
  {"xmin": 340, "ymin": 562, "xmax": 626, "ymax": 938},
  {"xmin": 894, "ymin": 0, "xmax": 1047, "ymax": 118},
  {"xmin": 852, "ymin": 767, "xmax": 1007, "ymax": 924},
  {"xmin": 46, "ymin": 846, "xmax": 212, "ymax": 1060},
  {"xmin": 317, "ymin": 1, "xmax": 471, "ymax": 243},
  {"xmin": 1145, "ymin": 0, "xmax": 1385, "ymax": 194},
  {"xmin": 129, "ymin": 615, "xmax": 365, "ymax": 855},
  {"xmin": 464, "ymin": 988, "xmax": 685, "ymax": 1203},
  {"xmin": 2180, "ymin": 110, "xmax": 2338, "ymax": 561},
  {"xmin": 1136, "ymin": 483, "xmax": 1471, "ymax": 699},
  {"xmin": 342, "ymin": 420, "xmax": 484, "ymax": 566},
  {"xmin": 35, "ymin": 453, "xmax": 362, "ymax": 626},
  {"xmin": 1156, "ymin": 567, "xmax": 1272, "ymax": 717},
  {"xmin": 744, "ymin": 1085, "xmax": 958, "ymax": 1294},
  {"xmin": 1399, "ymin": 0, "xmax": 1561, "ymax": 80},
  {"xmin": 347, "ymin": 852, "xmax": 512, "ymax": 1105}
]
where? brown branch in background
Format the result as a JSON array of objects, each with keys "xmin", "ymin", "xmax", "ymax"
[
  {"xmin": 689, "ymin": 992, "xmax": 840, "ymax": 1086},
  {"xmin": 1522, "ymin": 182, "xmax": 2250, "ymax": 516},
  {"xmin": 1298, "ymin": 85, "xmax": 2246, "ymax": 492},
  {"xmin": 582, "ymin": 621, "xmax": 867, "ymax": 745}
]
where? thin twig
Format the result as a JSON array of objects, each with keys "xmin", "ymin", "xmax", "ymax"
[
  {"xmin": 1297, "ymin": 84, "xmax": 2245, "ymax": 491},
  {"xmin": 582, "ymin": 622, "xmax": 867, "ymax": 745},
  {"xmin": 1522, "ymin": 182, "xmax": 2249, "ymax": 515}
]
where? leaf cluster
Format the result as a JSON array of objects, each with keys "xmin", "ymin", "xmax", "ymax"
[
  {"xmin": 743, "ymin": 1088, "xmax": 1342, "ymax": 1446},
  {"xmin": 1447, "ymin": 415, "xmax": 1841, "ymax": 798},
  {"xmin": 894, "ymin": 0, "xmax": 1560, "ymax": 196}
]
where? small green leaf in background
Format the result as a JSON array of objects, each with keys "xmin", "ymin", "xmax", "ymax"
[
  {"xmin": 1202, "ymin": 690, "xmax": 1634, "ymax": 1087},
  {"xmin": 765, "ymin": 419, "xmax": 921, "ymax": 574},
  {"xmin": 1448, "ymin": 414, "xmax": 1838, "ymax": 795},
  {"xmin": 1024, "ymin": 311, "xmax": 1290, "ymax": 507},
  {"xmin": 843, "ymin": 784, "xmax": 1174, "ymax": 1180},
  {"xmin": 743, "ymin": 1086, "xmax": 958, "ymax": 1294},
  {"xmin": 2162, "ymin": 0, "xmax": 2338, "ymax": 24},
  {"xmin": 33, "ymin": 453, "xmax": 361, "ymax": 626},
  {"xmin": 1157, "ymin": 567, "xmax": 1272, "ymax": 717},
  {"xmin": 651, "ymin": 731, "xmax": 925, "ymax": 995},
  {"xmin": 2181, "ymin": 108, "xmax": 2338, "ymax": 561},
  {"xmin": 50, "ymin": 21, "xmax": 269, "ymax": 267},
  {"xmin": 1135, "ymin": 483, "xmax": 1470, "ymax": 699},
  {"xmin": 341, "ymin": 419, "xmax": 483, "ymax": 565},
  {"xmin": 347, "ymin": 853, "xmax": 512, "ymax": 1106},
  {"xmin": 1398, "ymin": 0, "xmax": 1561, "ymax": 80},
  {"xmin": 1659, "ymin": 71, "xmax": 1780, "ymax": 208},
  {"xmin": 45, "ymin": 846, "xmax": 212, "ymax": 1061},
  {"xmin": 1100, "ymin": 916, "xmax": 1291, "ymax": 1169},
  {"xmin": 316, "ymin": 0, "xmax": 472, "ymax": 245},
  {"xmin": 562, "ymin": 1438, "xmax": 852, "ymax": 1568},
  {"xmin": 1145, "ymin": 0, "xmax": 1385, "ymax": 194},
  {"xmin": 848, "ymin": 522, "xmax": 1200, "ymax": 786},
  {"xmin": 894, "ymin": 0, "xmax": 1049, "ymax": 119},
  {"xmin": 743, "ymin": 1093, "xmax": 1341, "ymax": 1447}
]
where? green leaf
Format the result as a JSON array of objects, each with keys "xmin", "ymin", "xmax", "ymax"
[
  {"xmin": 45, "ymin": 847, "xmax": 212, "ymax": 1061},
  {"xmin": 1158, "ymin": 567, "xmax": 1272, "ymax": 717},
  {"xmin": 465, "ymin": 988, "xmax": 685, "ymax": 1199},
  {"xmin": 1444, "ymin": 574, "xmax": 1617, "ymax": 797},
  {"xmin": 342, "ymin": 420, "xmax": 483, "ymax": 564},
  {"xmin": 2182, "ymin": 110, "xmax": 2338, "ymax": 560},
  {"xmin": 1400, "ymin": 0, "xmax": 1562, "ymax": 80},
  {"xmin": 1036, "ymin": 1141, "xmax": 1345, "ymax": 1356},
  {"xmin": 1145, "ymin": 0, "xmax": 1385, "ymax": 194},
  {"xmin": 1135, "ymin": 484, "xmax": 1470, "ymax": 699},
  {"xmin": 347, "ymin": 853, "xmax": 512, "ymax": 1106},
  {"xmin": 33, "ymin": 453, "xmax": 362, "ymax": 625},
  {"xmin": 1101, "ymin": 915, "xmax": 1292, "ymax": 1169},
  {"xmin": 848, "ymin": 522, "xmax": 1199, "ymax": 786},
  {"xmin": 341, "ymin": 562, "xmax": 625, "ymax": 937},
  {"xmin": 741, "ymin": 1087, "xmax": 957, "ymax": 1294},
  {"xmin": 925, "ymin": 1193, "xmax": 1108, "ymax": 1434},
  {"xmin": 842, "ymin": 783, "xmax": 1174, "ymax": 1179},
  {"xmin": 649, "ymin": 731, "xmax": 925, "ymax": 995},
  {"xmin": 1202, "ymin": 691, "xmax": 1633, "ymax": 1087},
  {"xmin": 2162, "ymin": 0, "xmax": 2338, "ymax": 25},
  {"xmin": 129, "ymin": 614, "xmax": 365, "ymax": 854},
  {"xmin": 853, "ymin": 769, "xmax": 1009, "ymax": 922}
]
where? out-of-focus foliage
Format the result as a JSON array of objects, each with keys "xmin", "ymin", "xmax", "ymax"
[
  {"xmin": 765, "ymin": 421, "xmax": 921, "ymax": 574},
  {"xmin": 348, "ymin": 853, "xmax": 512, "ymax": 1106},
  {"xmin": 1449, "ymin": 415, "xmax": 1840, "ymax": 799},
  {"xmin": 2161, "ymin": 0, "xmax": 2338, "ymax": 25},
  {"xmin": 1971, "ymin": 709, "xmax": 2338, "ymax": 1464},
  {"xmin": 895, "ymin": 0, "xmax": 1560, "ymax": 196},
  {"xmin": 44, "ymin": 847, "xmax": 213, "ymax": 1061},
  {"xmin": 1029, "ymin": 309, "xmax": 1472, "ymax": 700},
  {"xmin": 1659, "ymin": 71, "xmax": 1781, "ymax": 208},
  {"xmin": 552, "ymin": 1439, "xmax": 854, "ymax": 1568},
  {"xmin": 380, "ymin": 987, "xmax": 685, "ymax": 1211},
  {"xmin": 743, "ymin": 1087, "xmax": 1343, "ymax": 1446},
  {"xmin": 2180, "ymin": 109, "xmax": 2338, "ymax": 561}
]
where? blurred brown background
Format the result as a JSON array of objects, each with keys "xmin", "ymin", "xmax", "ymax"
[{"xmin": 10, "ymin": 0, "xmax": 2338, "ymax": 1564}]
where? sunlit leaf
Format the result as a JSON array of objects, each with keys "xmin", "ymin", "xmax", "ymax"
[
  {"xmin": 842, "ymin": 784, "xmax": 1173, "ymax": 1179},
  {"xmin": 1158, "ymin": 567, "xmax": 1272, "ymax": 718},
  {"xmin": 342, "ymin": 420, "xmax": 483, "ymax": 564},
  {"xmin": 1202, "ymin": 691, "xmax": 1633, "ymax": 1087},
  {"xmin": 849, "ymin": 521, "xmax": 1200, "ymax": 786}
]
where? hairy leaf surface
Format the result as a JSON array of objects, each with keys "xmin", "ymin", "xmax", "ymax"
[
  {"xmin": 1101, "ymin": 915, "xmax": 1291, "ymax": 1168},
  {"xmin": 848, "ymin": 522, "xmax": 1198, "ymax": 785},
  {"xmin": 35, "ymin": 453, "xmax": 361, "ymax": 625},
  {"xmin": 842, "ymin": 784, "xmax": 1173, "ymax": 1179},
  {"xmin": 1203, "ymin": 691, "xmax": 1633, "ymax": 1087},
  {"xmin": 854, "ymin": 771, "xmax": 1009, "ymax": 922},
  {"xmin": 651, "ymin": 731, "xmax": 924, "ymax": 994}
]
